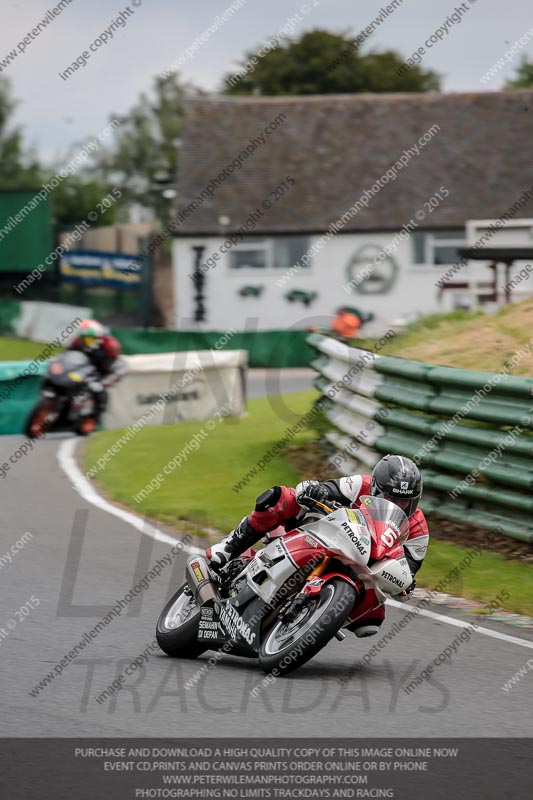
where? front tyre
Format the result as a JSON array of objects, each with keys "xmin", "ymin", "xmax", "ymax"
[
  {"xmin": 156, "ymin": 583, "xmax": 208, "ymax": 659},
  {"xmin": 258, "ymin": 579, "xmax": 356, "ymax": 676},
  {"xmin": 25, "ymin": 397, "xmax": 59, "ymax": 439}
]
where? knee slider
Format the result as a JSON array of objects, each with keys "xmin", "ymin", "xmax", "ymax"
[{"xmin": 255, "ymin": 485, "xmax": 282, "ymax": 512}]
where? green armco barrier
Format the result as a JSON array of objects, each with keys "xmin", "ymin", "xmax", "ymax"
[
  {"xmin": 373, "ymin": 382, "xmax": 533, "ymax": 427},
  {"xmin": 308, "ymin": 332, "xmax": 533, "ymax": 542},
  {"xmin": 374, "ymin": 407, "xmax": 533, "ymax": 457},
  {"xmin": 372, "ymin": 356, "xmax": 432, "ymax": 382},
  {"xmin": 427, "ymin": 366, "xmax": 533, "ymax": 397},
  {"xmin": 422, "ymin": 470, "xmax": 533, "ymax": 513},
  {"xmin": 0, "ymin": 360, "xmax": 47, "ymax": 435},
  {"xmin": 374, "ymin": 431, "xmax": 533, "ymax": 490},
  {"xmin": 374, "ymin": 356, "xmax": 533, "ymax": 398},
  {"xmin": 421, "ymin": 492, "xmax": 533, "ymax": 543},
  {"xmin": 112, "ymin": 328, "xmax": 314, "ymax": 368}
]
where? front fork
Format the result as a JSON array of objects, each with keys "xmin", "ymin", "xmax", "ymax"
[{"xmin": 282, "ymin": 557, "xmax": 362, "ymax": 625}]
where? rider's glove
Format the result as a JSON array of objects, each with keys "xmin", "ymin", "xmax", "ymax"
[
  {"xmin": 295, "ymin": 480, "xmax": 329, "ymax": 508},
  {"xmin": 395, "ymin": 579, "xmax": 416, "ymax": 602},
  {"xmin": 89, "ymin": 381, "xmax": 103, "ymax": 393}
]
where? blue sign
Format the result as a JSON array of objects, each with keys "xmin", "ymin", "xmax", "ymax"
[{"xmin": 60, "ymin": 250, "xmax": 142, "ymax": 288}]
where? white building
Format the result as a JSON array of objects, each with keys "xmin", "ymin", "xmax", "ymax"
[{"xmin": 171, "ymin": 91, "xmax": 533, "ymax": 333}]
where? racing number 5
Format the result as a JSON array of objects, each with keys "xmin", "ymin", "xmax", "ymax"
[{"xmin": 380, "ymin": 527, "xmax": 397, "ymax": 548}]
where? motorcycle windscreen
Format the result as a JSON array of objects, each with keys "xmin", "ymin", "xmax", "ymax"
[{"xmin": 357, "ymin": 495, "xmax": 409, "ymax": 561}]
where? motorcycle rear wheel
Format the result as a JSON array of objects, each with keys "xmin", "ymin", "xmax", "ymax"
[
  {"xmin": 258, "ymin": 579, "xmax": 355, "ymax": 676},
  {"xmin": 156, "ymin": 583, "xmax": 208, "ymax": 659}
]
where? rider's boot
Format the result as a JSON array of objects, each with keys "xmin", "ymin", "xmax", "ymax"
[{"xmin": 206, "ymin": 517, "xmax": 259, "ymax": 574}]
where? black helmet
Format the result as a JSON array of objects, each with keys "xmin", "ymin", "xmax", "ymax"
[{"xmin": 371, "ymin": 454, "xmax": 422, "ymax": 518}]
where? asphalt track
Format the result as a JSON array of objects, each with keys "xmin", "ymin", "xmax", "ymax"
[{"xmin": 1, "ymin": 370, "xmax": 532, "ymax": 737}]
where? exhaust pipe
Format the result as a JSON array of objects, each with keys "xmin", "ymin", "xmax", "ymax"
[{"xmin": 186, "ymin": 555, "xmax": 220, "ymax": 605}]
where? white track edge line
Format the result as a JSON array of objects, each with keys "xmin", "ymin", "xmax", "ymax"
[
  {"xmin": 58, "ymin": 439, "xmax": 533, "ymax": 651},
  {"xmin": 57, "ymin": 438, "xmax": 202, "ymax": 554},
  {"xmin": 387, "ymin": 599, "xmax": 533, "ymax": 650}
]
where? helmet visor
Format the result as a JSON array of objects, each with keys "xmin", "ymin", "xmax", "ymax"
[
  {"xmin": 373, "ymin": 489, "xmax": 420, "ymax": 518},
  {"xmin": 81, "ymin": 335, "xmax": 96, "ymax": 350}
]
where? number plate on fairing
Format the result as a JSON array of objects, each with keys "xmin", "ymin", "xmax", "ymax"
[{"xmin": 245, "ymin": 538, "xmax": 296, "ymax": 604}]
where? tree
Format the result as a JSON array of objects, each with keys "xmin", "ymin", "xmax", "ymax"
[
  {"xmin": 223, "ymin": 29, "xmax": 441, "ymax": 95},
  {"xmin": 504, "ymin": 57, "xmax": 533, "ymax": 89},
  {"xmin": 0, "ymin": 77, "xmax": 42, "ymax": 189},
  {"xmin": 50, "ymin": 176, "xmax": 117, "ymax": 227},
  {"xmin": 0, "ymin": 77, "xmax": 115, "ymax": 228},
  {"xmin": 97, "ymin": 73, "xmax": 200, "ymax": 223}
]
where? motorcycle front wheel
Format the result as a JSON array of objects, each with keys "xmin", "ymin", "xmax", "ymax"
[
  {"xmin": 156, "ymin": 583, "xmax": 208, "ymax": 659},
  {"xmin": 25, "ymin": 396, "xmax": 59, "ymax": 439},
  {"xmin": 258, "ymin": 578, "xmax": 356, "ymax": 676}
]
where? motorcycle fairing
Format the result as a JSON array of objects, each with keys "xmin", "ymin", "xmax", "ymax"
[
  {"xmin": 245, "ymin": 536, "xmax": 309, "ymax": 604},
  {"xmin": 302, "ymin": 507, "xmax": 372, "ymax": 566}
]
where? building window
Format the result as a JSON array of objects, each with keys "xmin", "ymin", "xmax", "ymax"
[
  {"xmin": 229, "ymin": 238, "xmax": 268, "ymax": 269},
  {"xmin": 412, "ymin": 231, "xmax": 466, "ymax": 266},
  {"xmin": 229, "ymin": 236, "xmax": 310, "ymax": 270}
]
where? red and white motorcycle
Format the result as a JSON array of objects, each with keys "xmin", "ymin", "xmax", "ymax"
[{"xmin": 156, "ymin": 495, "xmax": 413, "ymax": 675}]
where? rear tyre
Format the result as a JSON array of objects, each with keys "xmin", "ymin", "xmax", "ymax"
[
  {"xmin": 258, "ymin": 579, "xmax": 356, "ymax": 676},
  {"xmin": 156, "ymin": 583, "xmax": 208, "ymax": 659}
]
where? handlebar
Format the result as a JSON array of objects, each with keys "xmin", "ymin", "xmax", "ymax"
[{"xmin": 299, "ymin": 495, "xmax": 342, "ymax": 515}]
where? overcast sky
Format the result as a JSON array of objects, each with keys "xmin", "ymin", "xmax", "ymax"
[{"xmin": 2, "ymin": 0, "xmax": 533, "ymax": 162}]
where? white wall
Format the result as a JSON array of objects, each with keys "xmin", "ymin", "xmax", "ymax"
[{"xmin": 172, "ymin": 232, "xmax": 497, "ymax": 334}]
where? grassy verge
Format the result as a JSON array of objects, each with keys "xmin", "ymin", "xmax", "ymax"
[
  {"xmin": 357, "ymin": 299, "xmax": 533, "ymax": 374},
  {"xmin": 83, "ymin": 390, "xmax": 532, "ymax": 616},
  {"xmin": 0, "ymin": 337, "xmax": 51, "ymax": 360}
]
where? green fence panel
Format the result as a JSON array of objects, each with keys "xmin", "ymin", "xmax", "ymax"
[
  {"xmin": 0, "ymin": 360, "xmax": 46, "ymax": 434},
  {"xmin": 0, "ymin": 300, "xmax": 22, "ymax": 335},
  {"xmin": 112, "ymin": 328, "xmax": 315, "ymax": 368}
]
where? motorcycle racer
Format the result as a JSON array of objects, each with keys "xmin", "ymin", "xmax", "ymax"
[
  {"xmin": 207, "ymin": 454, "xmax": 429, "ymax": 638},
  {"xmin": 68, "ymin": 319, "xmax": 127, "ymax": 422}
]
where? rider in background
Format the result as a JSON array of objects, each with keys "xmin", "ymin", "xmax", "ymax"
[
  {"xmin": 207, "ymin": 455, "xmax": 429, "ymax": 637},
  {"xmin": 68, "ymin": 319, "xmax": 127, "ymax": 423}
]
